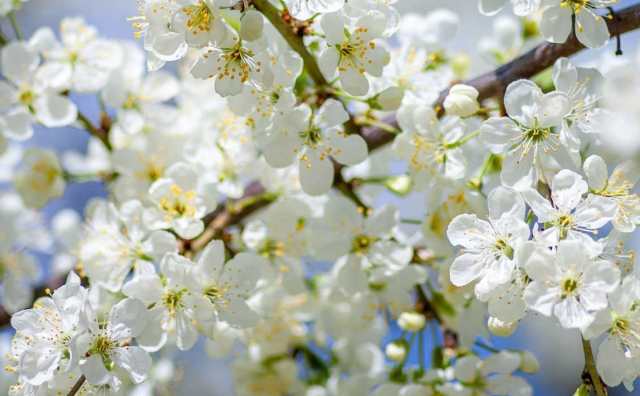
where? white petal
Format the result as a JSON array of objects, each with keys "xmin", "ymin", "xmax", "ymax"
[
  {"xmin": 218, "ymin": 297, "xmax": 259, "ymax": 328},
  {"xmin": 320, "ymin": 12, "xmax": 345, "ymax": 44},
  {"xmin": 82, "ymin": 354, "xmax": 110, "ymax": 385},
  {"xmin": 478, "ymin": 0, "xmax": 507, "ymax": 16},
  {"xmin": 317, "ymin": 98, "xmax": 348, "ymax": 128},
  {"xmin": 447, "ymin": 214, "xmax": 494, "ymax": 249},
  {"xmin": 19, "ymin": 348, "xmax": 60, "ymax": 386},
  {"xmin": 340, "ymin": 67, "xmax": 369, "ymax": 97},
  {"xmin": 583, "ymin": 155, "xmax": 608, "ymax": 191},
  {"xmin": 175, "ymin": 310, "xmax": 198, "ymax": 350},
  {"xmin": 488, "ymin": 186, "xmax": 525, "ymax": 220},
  {"xmin": 450, "ymin": 253, "xmax": 486, "ymax": 287},
  {"xmin": 34, "ymin": 93, "xmax": 78, "ymax": 127},
  {"xmin": 108, "ymin": 298, "xmax": 148, "ymax": 340},
  {"xmin": 502, "ymin": 150, "xmax": 537, "ymax": 192},
  {"xmin": 553, "ymin": 296, "xmax": 593, "ymax": 329},
  {"xmin": 504, "ymin": 79, "xmax": 541, "ymax": 125},
  {"xmin": 540, "ymin": 6, "xmax": 572, "ymax": 44},
  {"xmin": 596, "ymin": 337, "xmax": 627, "ymax": 387},
  {"xmin": 552, "ymin": 57, "xmax": 577, "ymax": 93},
  {"xmin": 112, "ymin": 346, "xmax": 151, "ymax": 384},
  {"xmin": 141, "ymin": 72, "xmax": 179, "ymax": 102},
  {"xmin": 152, "ymin": 32, "xmax": 188, "ymax": 61},
  {"xmin": 538, "ymin": 92, "xmax": 570, "ymax": 127},
  {"xmin": 197, "ymin": 240, "xmax": 226, "ymax": 280},
  {"xmin": 576, "ymin": 10, "xmax": 610, "ymax": 49},
  {"xmin": 2, "ymin": 109, "xmax": 33, "ymax": 140},
  {"xmin": 318, "ymin": 48, "xmax": 339, "ymax": 80},
  {"xmin": 551, "ymin": 169, "xmax": 587, "ymax": 212},
  {"xmin": 263, "ymin": 133, "xmax": 299, "ymax": 168},
  {"xmin": 523, "ymin": 281, "xmax": 560, "ymax": 316},
  {"xmin": 2, "ymin": 42, "xmax": 39, "ymax": 84},
  {"xmin": 512, "ymin": 0, "xmax": 540, "ymax": 16},
  {"xmin": 521, "ymin": 188, "xmax": 556, "ymax": 222},
  {"xmin": 480, "ymin": 117, "xmax": 521, "ymax": 153},
  {"xmin": 299, "ymin": 149, "xmax": 334, "ymax": 195},
  {"xmin": 329, "ymin": 130, "xmax": 368, "ymax": 166}
]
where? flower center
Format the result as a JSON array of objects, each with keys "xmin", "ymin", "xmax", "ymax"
[
  {"xmin": 259, "ymin": 239, "xmax": 285, "ymax": 260},
  {"xmin": 560, "ymin": 0, "xmax": 590, "ymax": 12},
  {"xmin": 352, "ymin": 234, "xmax": 375, "ymax": 255},
  {"xmin": 159, "ymin": 184, "xmax": 197, "ymax": 218},
  {"xmin": 494, "ymin": 238, "xmax": 514, "ymax": 260},
  {"xmin": 299, "ymin": 126, "xmax": 322, "ymax": 147},
  {"xmin": 219, "ymin": 44, "xmax": 260, "ymax": 84},
  {"xmin": 19, "ymin": 89, "xmax": 35, "ymax": 107},
  {"xmin": 556, "ymin": 214, "xmax": 573, "ymax": 239},
  {"xmin": 162, "ymin": 288, "xmax": 187, "ymax": 316},
  {"xmin": 182, "ymin": 1, "xmax": 213, "ymax": 33},
  {"xmin": 336, "ymin": 27, "xmax": 374, "ymax": 74},
  {"xmin": 561, "ymin": 277, "xmax": 579, "ymax": 298},
  {"xmin": 90, "ymin": 334, "xmax": 117, "ymax": 371}
]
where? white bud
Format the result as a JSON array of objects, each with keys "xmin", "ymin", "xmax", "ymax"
[
  {"xmin": 376, "ymin": 86, "xmax": 404, "ymax": 111},
  {"xmin": 487, "ymin": 316, "xmax": 517, "ymax": 337},
  {"xmin": 443, "ymin": 84, "xmax": 479, "ymax": 117},
  {"xmin": 398, "ymin": 312, "xmax": 426, "ymax": 332},
  {"xmin": 240, "ymin": 10, "xmax": 264, "ymax": 42},
  {"xmin": 519, "ymin": 351, "xmax": 540, "ymax": 373},
  {"xmin": 385, "ymin": 341, "xmax": 407, "ymax": 363}
]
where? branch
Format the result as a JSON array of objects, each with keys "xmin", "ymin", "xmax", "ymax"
[
  {"xmin": 581, "ymin": 337, "xmax": 607, "ymax": 396},
  {"xmin": 186, "ymin": 181, "xmax": 276, "ymax": 253},
  {"xmin": 360, "ymin": 3, "xmax": 640, "ymax": 152}
]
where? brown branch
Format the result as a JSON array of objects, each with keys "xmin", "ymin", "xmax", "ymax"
[
  {"xmin": 360, "ymin": 3, "xmax": 640, "ymax": 151},
  {"xmin": 186, "ymin": 181, "xmax": 276, "ymax": 253}
]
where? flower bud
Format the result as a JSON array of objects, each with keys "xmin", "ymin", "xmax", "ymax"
[
  {"xmin": 519, "ymin": 351, "xmax": 540, "ymax": 373},
  {"xmin": 398, "ymin": 312, "xmax": 426, "ymax": 332},
  {"xmin": 385, "ymin": 341, "xmax": 407, "ymax": 363},
  {"xmin": 376, "ymin": 86, "xmax": 404, "ymax": 111},
  {"xmin": 444, "ymin": 84, "xmax": 479, "ymax": 117},
  {"xmin": 384, "ymin": 175, "xmax": 412, "ymax": 196},
  {"xmin": 487, "ymin": 316, "xmax": 517, "ymax": 337},
  {"xmin": 240, "ymin": 10, "xmax": 264, "ymax": 42}
]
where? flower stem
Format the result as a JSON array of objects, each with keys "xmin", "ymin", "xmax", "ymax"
[
  {"xmin": 8, "ymin": 12, "xmax": 23, "ymax": 40},
  {"xmin": 76, "ymin": 111, "xmax": 112, "ymax": 151},
  {"xmin": 67, "ymin": 375, "xmax": 85, "ymax": 396},
  {"xmin": 445, "ymin": 130, "xmax": 480, "ymax": 149},
  {"xmin": 354, "ymin": 116, "xmax": 401, "ymax": 134},
  {"xmin": 581, "ymin": 337, "xmax": 607, "ymax": 396}
]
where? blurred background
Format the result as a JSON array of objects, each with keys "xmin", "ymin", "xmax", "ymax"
[{"xmin": 4, "ymin": 0, "xmax": 640, "ymax": 394}]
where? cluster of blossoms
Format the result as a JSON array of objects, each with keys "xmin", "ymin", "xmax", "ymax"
[{"xmin": 0, "ymin": 0, "xmax": 639, "ymax": 395}]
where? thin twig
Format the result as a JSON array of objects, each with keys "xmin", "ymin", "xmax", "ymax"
[
  {"xmin": 8, "ymin": 12, "xmax": 22, "ymax": 40},
  {"xmin": 581, "ymin": 337, "xmax": 607, "ymax": 396},
  {"xmin": 67, "ymin": 374, "xmax": 86, "ymax": 396},
  {"xmin": 76, "ymin": 112, "xmax": 112, "ymax": 151}
]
